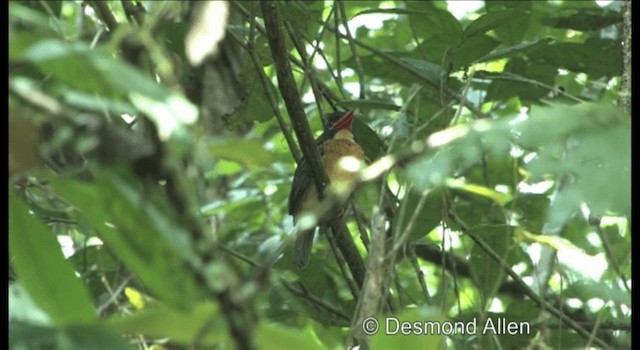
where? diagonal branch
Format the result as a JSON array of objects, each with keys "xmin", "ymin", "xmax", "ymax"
[
  {"xmin": 260, "ymin": 1, "xmax": 327, "ymax": 194},
  {"xmin": 260, "ymin": 1, "xmax": 365, "ymax": 287},
  {"xmin": 90, "ymin": 1, "xmax": 119, "ymax": 32}
]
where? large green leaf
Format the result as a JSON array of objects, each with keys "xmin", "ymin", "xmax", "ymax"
[
  {"xmin": 408, "ymin": 102, "xmax": 629, "ymax": 229},
  {"xmin": 256, "ymin": 323, "xmax": 325, "ymax": 350},
  {"xmin": 208, "ymin": 138, "xmax": 276, "ymax": 169},
  {"xmin": 52, "ymin": 169, "xmax": 202, "ymax": 310},
  {"xmin": 541, "ymin": 9, "xmax": 621, "ymax": 31},
  {"xmin": 407, "ymin": 3, "xmax": 463, "ymax": 44},
  {"xmin": 528, "ymin": 39, "xmax": 622, "ymax": 79},
  {"xmin": 10, "ymin": 321, "xmax": 134, "ymax": 350},
  {"xmin": 485, "ymin": 1, "xmax": 532, "ymax": 44},
  {"xmin": 463, "ymin": 10, "xmax": 524, "ymax": 39},
  {"xmin": 451, "ymin": 34, "xmax": 500, "ymax": 70},
  {"xmin": 17, "ymin": 38, "xmax": 198, "ymax": 139},
  {"xmin": 107, "ymin": 301, "xmax": 227, "ymax": 347},
  {"xmin": 515, "ymin": 103, "xmax": 630, "ymax": 225},
  {"xmin": 9, "ymin": 194, "xmax": 96, "ymax": 326},
  {"xmin": 393, "ymin": 186, "xmax": 444, "ymax": 242}
]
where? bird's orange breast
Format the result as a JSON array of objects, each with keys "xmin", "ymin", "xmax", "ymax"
[{"xmin": 323, "ymin": 130, "xmax": 365, "ymax": 191}]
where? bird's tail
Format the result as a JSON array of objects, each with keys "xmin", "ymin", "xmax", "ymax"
[{"xmin": 294, "ymin": 229, "xmax": 315, "ymax": 269}]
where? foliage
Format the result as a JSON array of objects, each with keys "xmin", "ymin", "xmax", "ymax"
[{"xmin": 9, "ymin": 1, "xmax": 630, "ymax": 349}]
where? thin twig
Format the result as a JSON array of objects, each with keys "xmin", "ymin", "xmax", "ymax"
[
  {"xmin": 333, "ymin": 4, "xmax": 344, "ymax": 97},
  {"xmin": 336, "ymin": 0, "xmax": 365, "ymax": 99},
  {"xmin": 389, "ymin": 189, "xmax": 429, "ymax": 257},
  {"xmin": 314, "ymin": 45, "xmax": 347, "ymax": 99},
  {"xmin": 324, "ymin": 225, "xmax": 361, "ymax": 299},
  {"xmin": 97, "ymin": 274, "xmax": 134, "ymax": 314},
  {"xmin": 352, "ymin": 206, "xmax": 371, "ymax": 250},
  {"xmin": 409, "ymin": 246, "xmax": 431, "ymax": 304}
]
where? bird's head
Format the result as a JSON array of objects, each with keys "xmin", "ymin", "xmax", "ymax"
[{"xmin": 324, "ymin": 110, "xmax": 354, "ymax": 134}]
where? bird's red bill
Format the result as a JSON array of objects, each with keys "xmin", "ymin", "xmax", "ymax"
[{"xmin": 333, "ymin": 110, "xmax": 354, "ymax": 130}]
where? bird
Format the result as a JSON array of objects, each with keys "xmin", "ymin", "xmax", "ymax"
[{"xmin": 288, "ymin": 110, "xmax": 365, "ymax": 269}]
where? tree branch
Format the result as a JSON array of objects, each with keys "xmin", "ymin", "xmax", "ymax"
[
  {"xmin": 90, "ymin": 1, "xmax": 119, "ymax": 32},
  {"xmin": 350, "ymin": 206, "xmax": 387, "ymax": 348},
  {"xmin": 618, "ymin": 0, "xmax": 631, "ymax": 112},
  {"xmin": 260, "ymin": 1, "xmax": 366, "ymax": 287},
  {"xmin": 260, "ymin": 1, "xmax": 326, "ymax": 193}
]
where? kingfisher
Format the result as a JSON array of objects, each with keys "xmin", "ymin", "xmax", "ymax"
[{"xmin": 288, "ymin": 110, "xmax": 365, "ymax": 269}]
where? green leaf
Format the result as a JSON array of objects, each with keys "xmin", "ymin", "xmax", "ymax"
[
  {"xmin": 10, "ymin": 321, "xmax": 135, "ymax": 350},
  {"xmin": 9, "ymin": 194, "xmax": 96, "ymax": 326},
  {"xmin": 512, "ymin": 194, "xmax": 550, "ymax": 233},
  {"xmin": 9, "ymin": 282, "xmax": 52, "ymax": 326},
  {"xmin": 280, "ymin": 0, "xmax": 324, "ymax": 37},
  {"xmin": 541, "ymin": 10, "xmax": 621, "ymax": 31},
  {"xmin": 52, "ymin": 169, "xmax": 201, "ymax": 310},
  {"xmin": 407, "ymin": 4, "xmax": 463, "ymax": 44},
  {"xmin": 451, "ymin": 34, "xmax": 500, "ymax": 70},
  {"xmin": 446, "ymin": 178, "xmax": 511, "ymax": 206},
  {"xmin": 21, "ymin": 40, "xmax": 117, "ymax": 96},
  {"xmin": 256, "ymin": 323, "xmax": 325, "ymax": 350},
  {"xmin": 348, "ymin": 54, "xmax": 436, "ymax": 90},
  {"xmin": 208, "ymin": 138, "xmax": 275, "ymax": 169},
  {"xmin": 393, "ymin": 187, "xmax": 444, "ymax": 242},
  {"xmin": 233, "ymin": 57, "xmax": 276, "ymax": 125},
  {"xmin": 61, "ymin": 89, "xmax": 136, "ymax": 115},
  {"xmin": 399, "ymin": 58, "xmax": 446, "ymax": 83},
  {"xmin": 515, "ymin": 103, "xmax": 630, "ymax": 225},
  {"xmin": 107, "ymin": 302, "xmax": 226, "ymax": 347},
  {"xmin": 352, "ymin": 117, "xmax": 388, "ymax": 161},
  {"xmin": 485, "ymin": 2, "xmax": 532, "ymax": 44},
  {"xmin": 464, "ymin": 10, "xmax": 523, "ymax": 39},
  {"xmin": 565, "ymin": 281, "xmax": 630, "ymax": 307},
  {"xmin": 9, "ymin": 2, "xmax": 73, "ymax": 35},
  {"xmin": 528, "ymin": 38, "xmax": 621, "ymax": 79},
  {"xmin": 18, "ymin": 38, "xmax": 198, "ymax": 139}
]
